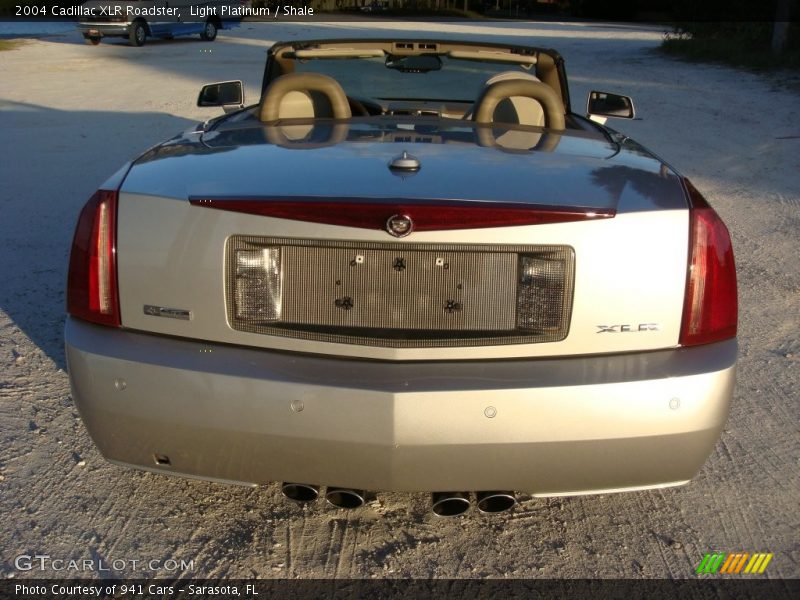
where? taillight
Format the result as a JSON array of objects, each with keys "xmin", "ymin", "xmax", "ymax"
[
  {"xmin": 190, "ymin": 198, "xmax": 614, "ymax": 230},
  {"xmin": 679, "ymin": 180, "xmax": 737, "ymax": 346},
  {"xmin": 67, "ymin": 189, "xmax": 120, "ymax": 327}
]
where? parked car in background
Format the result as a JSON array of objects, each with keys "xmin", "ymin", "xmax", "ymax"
[
  {"xmin": 360, "ymin": 1, "xmax": 388, "ymax": 12},
  {"xmin": 66, "ymin": 38, "xmax": 737, "ymax": 517},
  {"xmin": 77, "ymin": 0, "xmax": 246, "ymax": 46}
]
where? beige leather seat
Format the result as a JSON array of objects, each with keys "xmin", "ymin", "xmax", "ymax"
[
  {"xmin": 258, "ymin": 73, "xmax": 352, "ymax": 140},
  {"xmin": 472, "ymin": 73, "xmax": 565, "ymax": 131},
  {"xmin": 259, "ymin": 73, "xmax": 352, "ymax": 122},
  {"xmin": 481, "ymin": 71, "xmax": 546, "ymax": 127}
]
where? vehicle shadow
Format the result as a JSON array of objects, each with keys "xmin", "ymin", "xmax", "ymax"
[{"xmin": 0, "ymin": 100, "xmax": 196, "ymax": 370}]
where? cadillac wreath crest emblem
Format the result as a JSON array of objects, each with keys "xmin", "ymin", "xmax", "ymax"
[{"xmin": 386, "ymin": 214, "xmax": 414, "ymax": 237}]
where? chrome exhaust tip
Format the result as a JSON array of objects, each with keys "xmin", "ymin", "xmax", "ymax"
[
  {"xmin": 280, "ymin": 482, "xmax": 320, "ymax": 503},
  {"xmin": 476, "ymin": 491, "xmax": 517, "ymax": 514},
  {"xmin": 431, "ymin": 492, "xmax": 471, "ymax": 517},
  {"xmin": 325, "ymin": 487, "xmax": 366, "ymax": 509}
]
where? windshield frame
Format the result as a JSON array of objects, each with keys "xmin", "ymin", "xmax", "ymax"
[{"xmin": 260, "ymin": 38, "xmax": 571, "ymax": 114}]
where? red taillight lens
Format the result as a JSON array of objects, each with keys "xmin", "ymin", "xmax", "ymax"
[
  {"xmin": 189, "ymin": 198, "xmax": 614, "ymax": 230},
  {"xmin": 679, "ymin": 180, "xmax": 737, "ymax": 346},
  {"xmin": 67, "ymin": 189, "xmax": 120, "ymax": 327}
]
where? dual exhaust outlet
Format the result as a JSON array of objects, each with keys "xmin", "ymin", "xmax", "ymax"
[
  {"xmin": 281, "ymin": 483, "xmax": 366, "ymax": 509},
  {"xmin": 280, "ymin": 483, "xmax": 516, "ymax": 516},
  {"xmin": 431, "ymin": 491, "xmax": 516, "ymax": 517}
]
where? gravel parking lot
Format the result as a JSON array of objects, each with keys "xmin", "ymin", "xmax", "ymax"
[{"xmin": 1, "ymin": 18, "xmax": 798, "ymax": 580}]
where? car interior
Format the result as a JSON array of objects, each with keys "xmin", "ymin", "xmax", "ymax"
[
  {"xmin": 259, "ymin": 40, "xmax": 569, "ymax": 128},
  {"xmin": 197, "ymin": 40, "xmax": 618, "ymax": 152}
]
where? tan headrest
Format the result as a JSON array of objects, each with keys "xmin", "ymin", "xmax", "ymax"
[
  {"xmin": 473, "ymin": 79, "xmax": 565, "ymax": 131},
  {"xmin": 484, "ymin": 71, "xmax": 545, "ymax": 128},
  {"xmin": 259, "ymin": 73, "xmax": 352, "ymax": 123}
]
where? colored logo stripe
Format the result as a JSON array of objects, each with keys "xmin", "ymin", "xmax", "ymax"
[
  {"xmin": 696, "ymin": 553, "xmax": 726, "ymax": 574},
  {"xmin": 720, "ymin": 553, "xmax": 749, "ymax": 574},
  {"xmin": 696, "ymin": 552, "xmax": 773, "ymax": 575},
  {"xmin": 744, "ymin": 553, "xmax": 773, "ymax": 574}
]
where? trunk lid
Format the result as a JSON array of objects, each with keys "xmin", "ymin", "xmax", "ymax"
[
  {"xmin": 114, "ymin": 121, "xmax": 690, "ymax": 360},
  {"xmin": 123, "ymin": 122, "xmax": 684, "ymax": 213}
]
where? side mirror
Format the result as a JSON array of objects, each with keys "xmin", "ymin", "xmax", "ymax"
[
  {"xmin": 197, "ymin": 80, "xmax": 244, "ymax": 108},
  {"xmin": 587, "ymin": 91, "xmax": 635, "ymax": 119}
]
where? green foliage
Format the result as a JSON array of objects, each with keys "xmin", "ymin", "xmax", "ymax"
[
  {"xmin": 0, "ymin": 39, "xmax": 25, "ymax": 51},
  {"xmin": 668, "ymin": 0, "xmax": 780, "ymax": 22},
  {"xmin": 661, "ymin": 0, "xmax": 799, "ymax": 69},
  {"xmin": 661, "ymin": 23, "xmax": 800, "ymax": 70}
]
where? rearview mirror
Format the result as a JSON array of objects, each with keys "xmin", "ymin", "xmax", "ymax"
[
  {"xmin": 587, "ymin": 91, "xmax": 635, "ymax": 119},
  {"xmin": 385, "ymin": 54, "xmax": 443, "ymax": 73},
  {"xmin": 197, "ymin": 80, "xmax": 244, "ymax": 108}
]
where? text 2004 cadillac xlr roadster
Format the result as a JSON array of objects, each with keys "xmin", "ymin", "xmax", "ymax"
[{"xmin": 65, "ymin": 39, "xmax": 737, "ymax": 516}]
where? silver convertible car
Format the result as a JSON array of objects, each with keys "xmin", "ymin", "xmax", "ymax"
[{"xmin": 65, "ymin": 38, "xmax": 737, "ymax": 517}]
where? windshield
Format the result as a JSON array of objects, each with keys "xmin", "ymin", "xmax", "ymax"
[{"xmin": 293, "ymin": 55, "xmax": 539, "ymax": 102}]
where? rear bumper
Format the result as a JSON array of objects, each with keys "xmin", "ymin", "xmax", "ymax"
[
  {"xmin": 65, "ymin": 318, "xmax": 736, "ymax": 495},
  {"xmin": 77, "ymin": 23, "xmax": 131, "ymax": 38}
]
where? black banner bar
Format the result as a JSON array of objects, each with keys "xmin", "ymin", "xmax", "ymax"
[
  {"xmin": 2, "ymin": 1, "xmax": 799, "ymax": 23},
  {"xmin": 2, "ymin": 578, "xmax": 799, "ymax": 600}
]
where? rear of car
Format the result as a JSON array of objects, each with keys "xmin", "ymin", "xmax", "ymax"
[
  {"xmin": 65, "ymin": 40, "xmax": 737, "ymax": 514},
  {"xmin": 64, "ymin": 128, "xmax": 737, "ymax": 500}
]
